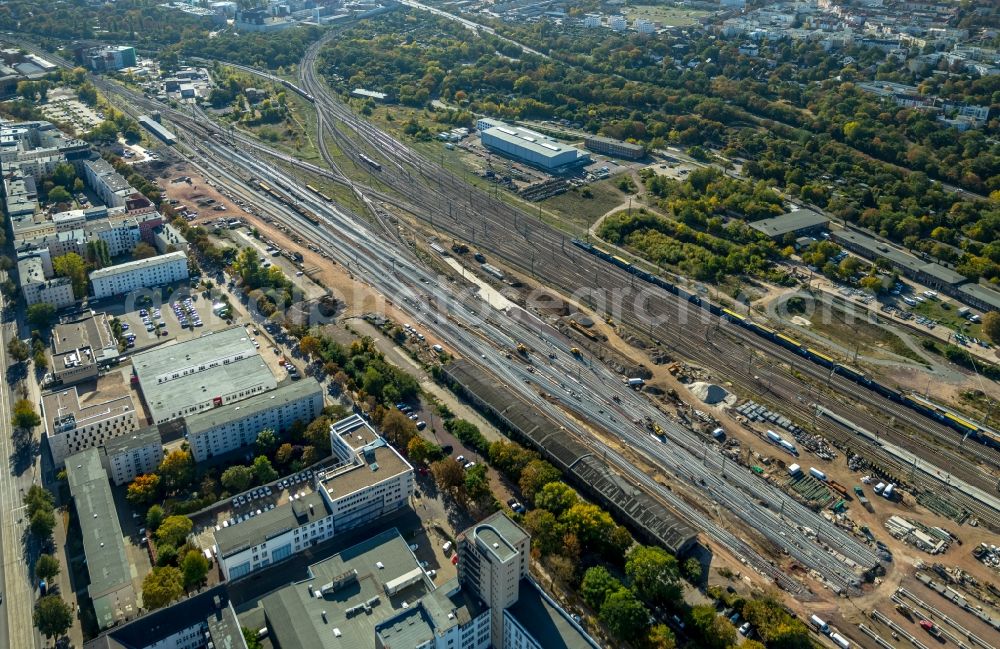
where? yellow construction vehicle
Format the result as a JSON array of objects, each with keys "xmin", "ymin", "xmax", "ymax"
[
  {"xmin": 570, "ymin": 347, "xmax": 580, "ymax": 356},
  {"xmin": 516, "ymin": 343, "xmax": 529, "ymax": 355}
]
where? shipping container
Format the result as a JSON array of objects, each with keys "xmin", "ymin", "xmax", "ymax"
[
  {"xmin": 809, "ymin": 467, "xmax": 827, "ymax": 481},
  {"xmin": 882, "ymin": 483, "xmax": 895, "ymax": 499},
  {"xmin": 779, "ymin": 439, "xmax": 797, "ymax": 455},
  {"xmin": 873, "ymin": 482, "xmax": 886, "ymax": 493},
  {"xmin": 809, "ymin": 615, "xmax": 829, "ymax": 634},
  {"xmin": 766, "ymin": 430, "xmax": 782, "ymax": 443},
  {"xmin": 830, "ymin": 632, "xmax": 850, "ymax": 648},
  {"xmin": 787, "ymin": 463, "xmax": 802, "ymax": 476}
]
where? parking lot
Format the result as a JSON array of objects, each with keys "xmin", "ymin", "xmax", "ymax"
[
  {"xmin": 190, "ymin": 468, "xmax": 320, "ymax": 553},
  {"xmin": 113, "ymin": 290, "xmax": 214, "ymax": 352},
  {"xmin": 39, "ymin": 87, "xmax": 103, "ymax": 134}
]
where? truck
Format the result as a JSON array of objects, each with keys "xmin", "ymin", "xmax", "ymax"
[
  {"xmin": 779, "ymin": 439, "xmax": 798, "ymax": 456},
  {"xmin": 809, "ymin": 467, "xmax": 827, "ymax": 481},
  {"xmin": 830, "ymin": 632, "xmax": 851, "ymax": 648},
  {"xmin": 627, "ymin": 377, "xmax": 645, "ymax": 388},
  {"xmin": 809, "ymin": 615, "xmax": 830, "ymax": 634},
  {"xmin": 828, "ymin": 480, "xmax": 851, "ymax": 499},
  {"xmin": 919, "ymin": 620, "xmax": 941, "ymax": 638},
  {"xmin": 766, "ymin": 430, "xmax": 782, "ymax": 443},
  {"xmin": 882, "ymin": 483, "xmax": 895, "ymax": 499}
]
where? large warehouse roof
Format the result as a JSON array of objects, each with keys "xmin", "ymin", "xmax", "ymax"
[
  {"xmin": 748, "ymin": 208, "xmax": 829, "ymax": 238},
  {"xmin": 483, "ymin": 124, "xmax": 584, "ymax": 160}
]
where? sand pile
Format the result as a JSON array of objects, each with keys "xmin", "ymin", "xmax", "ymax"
[{"xmin": 689, "ymin": 381, "xmax": 734, "ymax": 405}]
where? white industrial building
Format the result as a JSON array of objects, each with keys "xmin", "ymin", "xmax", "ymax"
[
  {"xmin": 89, "ymin": 250, "xmax": 189, "ymax": 299},
  {"xmin": 131, "ymin": 326, "xmax": 276, "ymax": 424},
  {"xmin": 99, "ymin": 426, "xmax": 164, "ymax": 486},
  {"xmin": 185, "ymin": 379, "xmax": 323, "ymax": 462},
  {"xmin": 43, "ymin": 385, "xmax": 140, "ymax": 467},
  {"xmin": 477, "ymin": 118, "xmax": 589, "ymax": 172},
  {"xmin": 213, "ymin": 414, "xmax": 414, "ymax": 581}
]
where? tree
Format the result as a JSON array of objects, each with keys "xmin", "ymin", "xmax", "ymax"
[
  {"xmin": 26, "ymin": 303, "xmax": 56, "ymax": 329},
  {"xmin": 742, "ymin": 592, "xmax": 811, "ymax": 648},
  {"xmin": 155, "ymin": 515, "xmax": 193, "ymax": 548},
  {"xmin": 275, "ymin": 442, "xmax": 295, "ymax": 466},
  {"xmin": 7, "ymin": 338, "xmax": 30, "ymax": 363},
  {"xmin": 33, "ymin": 350, "xmax": 48, "ymax": 371},
  {"xmin": 431, "ymin": 458, "xmax": 465, "ymax": 494},
  {"xmin": 407, "ymin": 436, "xmax": 442, "ymax": 464},
  {"xmin": 127, "ymin": 474, "xmax": 161, "ymax": 505},
  {"xmin": 29, "ymin": 508, "xmax": 56, "ymax": 540},
  {"xmin": 24, "ymin": 484, "xmax": 54, "ymax": 513},
  {"xmin": 684, "ymin": 557, "xmax": 703, "ymax": 582},
  {"xmin": 146, "ymin": 504, "xmax": 165, "ymax": 532},
  {"xmin": 132, "ymin": 242, "xmax": 157, "ymax": 260},
  {"xmin": 535, "ymin": 482, "xmax": 578, "ymax": 515},
  {"xmin": 158, "ymin": 450, "xmax": 194, "ymax": 490},
  {"xmin": 464, "ymin": 463, "xmax": 491, "ymax": 503},
  {"xmin": 600, "ymin": 587, "xmax": 650, "ymax": 643},
  {"xmin": 252, "ymin": 456, "xmax": 278, "ymax": 484},
  {"xmin": 34, "ymin": 595, "xmax": 72, "ymax": 639},
  {"xmin": 47, "ymin": 186, "xmax": 72, "ymax": 205},
  {"xmin": 488, "ymin": 440, "xmax": 537, "ymax": 480},
  {"xmin": 256, "ymin": 428, "xmax": 278, "ymax": 454},
  {"xmin": 299, "ymin": 335, "xmax": 321, "ymax": 358},
  {"xmin": 243, "ymin": 627, "xmax": 264, "ymax": 649},
  {"xmin": 221, "ymin": 465, "xmax": 254, "ymax": 492},
  {"xmin": 626, "ymin": 545, "xmax": 680, "ymax": 606},
  {"xmin": 522, "ymin": 509, "xmax": 561, "ymax": 556},
  {"xmin": 648, "ymin": 624, "xmax": 677, "ymax": 649},
  {"xmin": 983, "ymin": 311, "xmax": 1000, "ymax": 344},
  {"xmin": 35, "ymin": 554, "xmax": 61, "ymax": 581},
  {"xmin": 12, "ymin": 399, "xmax": 41, "ymax": 430},
  {"xmin": 691, "ymin": 604, "xmax": 737, "ymax": 649},
  {"xmin": 52, "ymin": 252, "xmax": 88, "ymax": 299},
  {"xmin": 518, "ymin": 460, "xmax": 561, "ymax": 504},
  {"xmin": 381, "ymin": 408, "xmax": 417, "ymax": 447},
  {"xmin": 180, "ymin": 550, "xmax": 209, "ymax": 587},
  {"xmin": 142, "ymin": 566, "xmax": 184, "ymax": 610},
  {"xmin": 580, "ymin": 566, "xmax": 622, "ymax": 610}
]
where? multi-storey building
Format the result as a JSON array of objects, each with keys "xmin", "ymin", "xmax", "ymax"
[
  {"xmin": 584, "ymin": 134, "xmax": 645, "ymax": 160},
  {"xmin": 82, "ymin": 587, "xmax": 247, "ymax": 649},
  {"xmin": 43, "ymin": 385, "xmax": 140, "ymax": 467},
  {"xmin": 213, "ymin": 414, "xmax": 414, "ymax": 581},
  {"xmin": 17, "ymin": 253, "xmax": 75, "ymax": 308},
  {"xmin": 185, "ymin": 379, "xmax": 323, "ymax": 461},
  {"xmin": 48, "ymin": 311, "xmax": 120, "ymax": 386},
  {"xmin": 82, "ymin": 158, "xmax": 136, "ymax": 208},
  {"xmin": 89, "ymin": 250, "xmax": 189, "ymax": 299},
  {"xmin": 66, "ymin": 448, "xmax": 137, "ymax": 630},
  {"xmin": 99, "ymin": 426, "xmax": 164, "ymax": 486},
  {"xmin": 131, "ymin": 325, "xmax": 277, "ymax": 424}
]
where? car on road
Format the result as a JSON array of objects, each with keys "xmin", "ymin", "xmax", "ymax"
[{"xmin": 739, "ymin": 622, "xmax": 751, "ymax": 636}]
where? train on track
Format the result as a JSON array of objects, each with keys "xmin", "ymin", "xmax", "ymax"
[
  {"xmin": 571, "ymin": 239, "xmax": 1000, "ymax": 449},
  {"xmin": 358, "ymin": 153, "xmax": 382, "ymax": 171},
  {"xmin": 250, "ymin": 178, "xmax": 321, "ymax": 225},
  {"xmin": 305, "ymin": 183, "xmax": 334, "ymax": 203},
  {"xmin": 278, "ymin": 77, "xmax": 314, "ymax": 103}
]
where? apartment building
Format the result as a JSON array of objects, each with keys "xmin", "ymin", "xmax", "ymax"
[
  {"xmin": 17, "ymin": 253, "xmax": 75, "ymax": 308},
  {"xmin": 82, "ymin": 157, "xmax": 136, "ymax": 208},
  {"xmin": 184, "ymin": 379, "xmax": 323, "ymax": 462},
  {"xmin": 43, "ymin": 385, "xmax": 140, "ymax": 467},
  {"xmin": 99, "ymin": 426, "xmax": 164, "ymax": 486},
  {"xmin": 89, "ymin": 250, "xmax": 189, "ymax": 299}
]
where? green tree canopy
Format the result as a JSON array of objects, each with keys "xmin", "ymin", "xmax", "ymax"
[
  {"xmin": 52, "ymin": 252, "xmax": 88, "ymax": 299},
  {"xmin": 158, "ymin": 450, "xmax": 195, "ymax": 490},
  {"xmin": 535, "ymin": 482, "xmax": 578, "ymax": 515},
  {"xmin": 600, "ymin": 587, "xmax": 650, "ymax": 643},
  {"xmin": 146, "ymin": 504, "xmax": 165, "ymax": 532},
  {"xmin": 156, "ymin": 515, "xmax": 193, "ymax": 548},
  {"xmin": 12, "ymin": 398, "xmax": 41, "ymax": 430},
  {"xmin": 625, "ymin": 545, "xmax": 681, "ymax": 606},
  {"xmin": 580, "ymin": 566, "xmax": 621, "ymax": 610},
  {"xmin": 35, "ymin": 554, "xmax": 61, "ymax": 581},
  {"xmin": 221, "ymin": 465, "xmax": 254, "ymax": 492},
  {"xmin": 252, "ymin": 456, "xmax": 278, "ymax": 484},
  {"xmin": 142, "ymin": 566, "xmax": 184, "ymax": 610},
  {"xmin": 180, "ymin": 550, "xmax": 210, "ymax": 587},
  {"xmin": 34, "ymin": 595, "xmax": 72, "ymax": 639}
]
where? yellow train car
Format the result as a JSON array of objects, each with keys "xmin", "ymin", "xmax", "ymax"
[
  {"xmin": 806, "ymin": 348, "xmax": 835, "ymax": 366},
  {"xmin": 776, "ymin": 333, "xmax": 802, "ymax": 349},
  {"xmin": 611, "ymin": 255, "xmax": 632, "ymax": 268},
  {"xmin": 722, "ymin": 308, "xmax": 746, "ymax": 322},
  {"xmin": 944, "ymin": 411, "xmax": 978, "ymax": 434}
]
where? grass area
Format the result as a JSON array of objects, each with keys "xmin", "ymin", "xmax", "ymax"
[
  {"xmin": 539, "ymin": 179, "xmax": 628, "ymax": 231},
  {"xmin": 623, "ymin": 4, "xmax": 711, "ymax": 26},
  {"xmin": 805, "ymin": 305, "xmax": 928, "ymax": 365},
  {"xmin": 910, "ymin": 298, "xmax": 983, "ymax": 339}
]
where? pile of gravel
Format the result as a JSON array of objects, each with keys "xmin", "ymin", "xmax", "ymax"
[{"xmin": 689, "ymin": 381, "xmax": 732, "ymax": 405}]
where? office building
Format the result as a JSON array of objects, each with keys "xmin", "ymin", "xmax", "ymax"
[
  {"xmin": 43, "ymin": 385, "xmax": 140, "ymax": 467},
  {"xmin": 89, "ymin": 250, "xmax": 189, "ymax": 299},
  {"xmin": 83, "ymin": 158, "xmax": 136, "ymax": 208},
  {"xmin": 89, "ymin": 45, "xmax": 137, "ymax": 72},
  {"xmin": 609, "ymin": 15, "xmax": 627, "ymax": 31},
  {"xmin": 83, "ymin": 587, "xmax": 247, "ymax": 649},
  {"xmin": 17, "ymin": 253, "xmax": 75, "ymax": 308},
  {"xmin": 635, "ymin": 18, "xmax": 655, "ymax": 35},
  {"xmin": 479, "ymin": 119, "xmax": 589, "ymax": 172},
  {"xmin": 583, "ymin": 13, "xmax": 601, "ymax": 27},
  {"xmin": 213, "ymin": 414, "xmax": 413, "ymax": 580},
  {"xmin": 48, "ymin": 311, "xmax": 120, "ymax": 386},
  {"xmin": 99, "ymin": 426, "xmax": 164, "ymax": 486},
  {"xmin": 131, "ymin": 326, "xmax": 277, "ymax": 424},
  {"xmin": 66, "ymin": 448, "xmax": 137, "ymax": 630},
  {"xmin": 584, "ymin": 135, "xmax": 644, "ymax": 160},
  {"xmin": 152, "ymin": 222, "xmax": 190, "ymax": 254},
  {"xmin": 957, "ymin": 282, "xmax": 1000, "ymax": 314},
  {"xmin": 831, "ymin": 229, "xmax": 969, "ymax": 294},
  {"xmin": 185, "ymin": 379, "xmax": 323, "ymax": 461},
  {"xmin": 748, "ymin": 208, "xmax": 830, "ymax": 240}
]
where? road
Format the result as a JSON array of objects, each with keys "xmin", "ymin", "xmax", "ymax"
[
  {"xmin": 396, "ymin": 0, "xmax": 549, "ymax": 59},
  {"xmin": 0, "ymin": 292, "xmax": 41, "ymax": 649}
]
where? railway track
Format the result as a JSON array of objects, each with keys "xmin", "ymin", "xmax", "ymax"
[{"xmin": 289, "ymin": 38, "xmax": 1000, "ymax": 528}]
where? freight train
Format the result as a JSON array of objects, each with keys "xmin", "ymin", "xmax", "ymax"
[
  {"xmin": 250, "ymin": 178, "xmax": 321, "ymax": 225},
  {"xmin": 571, "ymin": 239, "xmax": 1000, "ymax": 448}
]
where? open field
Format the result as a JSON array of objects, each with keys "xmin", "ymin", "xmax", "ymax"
[
  {"xmin": 911, "ymin": 297, "xmax": 985, "ymax": 340},
  {"xmin": 805, "ymin": 305, "xmax": 928, "ymax": 365},
  {"xmin": 623, "ymin": 4, "xmax": 711, "ymax": 26}
]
